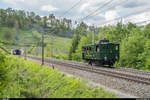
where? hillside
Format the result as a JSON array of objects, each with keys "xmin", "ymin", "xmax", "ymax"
[
  {"xmin": 0, "ymin": 27, "xmax": 34, "ymax": 46},
  {"xmin": 0, "ymin": 53, "xmax": 117, "ymax": 98},
  {"xmin": 0, "ymin": 8, "xmax": 74, "ymax": 38},
  {"xmin": 30, "ymin": 35, "xmax": 72, "ymax": 59},
  {"xmin": 0, "ymin": 27, "xmax": 72, "ymax": 59}
]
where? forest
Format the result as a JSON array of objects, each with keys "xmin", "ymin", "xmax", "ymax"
[
  {"xmin": 69, "ymin": 22, "xmax": 150, "ymax": 71},
  {"xmin": 0, "ymin": 8, "xmax": 74, "ymax": 38}
]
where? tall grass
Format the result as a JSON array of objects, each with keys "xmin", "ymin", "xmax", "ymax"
[{"xmin": 1, "ymin": 55, "xmax": 117, "ymax": 98}]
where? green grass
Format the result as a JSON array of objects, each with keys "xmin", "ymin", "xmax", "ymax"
[
  {"xmin": 1, "ymin": 55, "xmax": 117, "ymax": 98},
  {"xmin": 0, "ymin": 27, "xmax": 34, "ymax": 47},
  {"xmin": 30, "ymin": 35, "xmax": 72, "ymax": 59},
  {"xmin": 0, "ymin": 43, "xmax": 10, "ymax": 54},
  {"xmin": 0, "ymin": 26, "xmax": 72, "ymax": 58},
  {"xmin": 45, "ymin": 35, "xmax": 72, "ymax": 54}
]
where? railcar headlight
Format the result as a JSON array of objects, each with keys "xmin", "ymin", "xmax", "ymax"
[
  {"xmin": 116, "ymin": 56, "xmax": 118, "ymax": 60},
  {"xmin": 104, "ymin": 56, "xmax": 107, "ymax": 61}
]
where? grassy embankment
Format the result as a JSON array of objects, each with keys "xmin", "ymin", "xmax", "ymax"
[
  {"xmin": 0, "ymin": 27, "xmax": 32, "ymax": 45},
  {"xmin": 0, "ymin": 53, "xmax": 117, "ymax": 98},
  {"xmin": 0, "ymin": 27, "xmax": 72, "ymax": 59},
  {"xmin": 31, "ymin": 36, "xmax": 72, "ymax": 59}
]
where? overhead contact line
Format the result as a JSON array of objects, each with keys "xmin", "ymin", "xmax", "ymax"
[
  {"xmin": 98, "ymin": 7, "xmax": 150, "ymax": 26},
  {"xmin": 78, "ymin": 0, "xmax": 128, "ymax": 23},
  {"xmin": 79, "ymin": 0, "xmax": 115, "ymax": 22},
  {"xmin": 60, "ymin": 0, "xmax": 82, "ymax": 18},
  {"xmin": 135, "ymin": 19, "xmax": 150, "ymax": 25}
]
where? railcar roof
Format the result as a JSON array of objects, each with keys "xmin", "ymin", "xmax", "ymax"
[{"xmin": 82, "ymin": 43, "xmax": 119, "ymax": 47}]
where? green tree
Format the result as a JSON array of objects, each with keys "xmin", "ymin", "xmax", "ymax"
[
  {"xmin": 138, "ymin": 39, "xmax": 150, "ymax": 70},
  {"xmin": 68, "ymin": 33, "xmax": 80, "ymax": 60},
  {"xmin": 143, "ymin": 23, "xmax": 150, "ymax": 39},
  {"xmin": 45, "ymin": 44, "xmax": 51, "ymax": 57},
  {"xmin": 0, "ymin": 52, "xmax": 8, "ymax": 96},
  {"xmin": 118, "ymin": 30, "xmax": 145, "ymax": 69},
  {"xmin": 72, "ymin": 32, "xmax": 93, "ymax": 61},
  {"xmin": 3, "ymin": 30, "xmax": 13, "ymax": 41},
  {"xmin": 68, "ymin": 22, "xmax": 88, "ymax": 60}
]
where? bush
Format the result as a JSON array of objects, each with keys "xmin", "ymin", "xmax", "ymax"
[
  {"xmin": 72, "ymin": 33, "xmax": 93, "ymax": 62},
  {"xmin": 70, "ymin": 22, "xmax": 150, "ymax": 71},
  {"xmin": 53, "ymin": 53, "xmax": 68, "ymax": 60},
  {"xmin": 0, "ymin": 43, "xmax": 10, "ymax": 54},
  {"xmin": 137, "ymin": 40, "xmax": 150, "ymax": 71},
  {"xmin": 2, "ymin": 55, "xmax": 117, "ymax": 98},
  {"xmin": 117, "ymin": 29, "xmax": 147, "ymax": 69},
  {"xmin": 0, "ymin": 52, "xmax": 9, "ymax": 96}
]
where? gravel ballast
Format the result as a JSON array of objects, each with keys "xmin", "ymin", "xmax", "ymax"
[{"xmin": 26, "ymin": 57, "xmax": 149, "ymax": 98}]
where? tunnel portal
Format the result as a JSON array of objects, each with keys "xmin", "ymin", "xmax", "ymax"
[{"xmin": 12, "ymin": 49, "xmax": 23, "ymax": 55}]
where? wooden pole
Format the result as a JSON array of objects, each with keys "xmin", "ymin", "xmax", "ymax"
[
  {"xmin": 51, "ymin": 36, "xmax": 54, "ymax": 68},
  {"xmin": 41, "ymin": 33, "xmax": 44, "ymax": 65},
  {"xmin": 92, "ymin": 25, "xmax": 95, "ymax": 45},
  {"xmin": 24, "ymin": 48, "xmax": 27, "ymax": 60}
]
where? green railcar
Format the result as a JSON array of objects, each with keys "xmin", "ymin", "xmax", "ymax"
[{"xmin": 82, "ymin": 39, "xmax": 120, "ymax": 66}]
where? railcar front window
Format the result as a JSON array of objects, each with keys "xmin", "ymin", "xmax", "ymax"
[
  {"xmin": 96, "ymin": 46, "xmax": 99, "ymax": 52},
  {"xmin": 116, "ymin": 46, "xmax": 118, "ymax": 50}
]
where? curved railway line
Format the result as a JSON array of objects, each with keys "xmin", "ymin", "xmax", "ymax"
[{"xmin": 26, "ymin": 56, "xmax": 150, "ymax": 85}]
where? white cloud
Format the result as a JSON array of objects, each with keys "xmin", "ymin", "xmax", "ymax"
[
  {"xmin": 40, "ymin": 5, "xmax": 58, "ymax": 12},
  {"xmin": 105, "ymin": 10, "xmax": 119, "ymax": 21},
  {"xmin": 1, "ymin": 0, "xmax": 150, "ymax": 26},
  {"xmin": 2, "ymin": 0, "xmax": 24, "ymax": 5},
  {"xmin": 79, "ymin": 3, "xmax": 90, "ymax": 13},
  {"xmin": 97, "ymin": 13, "xmax": 105, "ymax": 18},
  {"xmin": 79, "ymin": 0, "xmax": 106, "ymax": 12},
  {"xmin": 124, "ymin": 11, "xmax": 150, "ymax": 25}
]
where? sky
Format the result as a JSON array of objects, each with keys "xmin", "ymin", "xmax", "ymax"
[{"xmin": 0, "ymin": 0, "xmax": 150, "ymax": 26}]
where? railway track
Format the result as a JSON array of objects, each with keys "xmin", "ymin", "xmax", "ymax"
[{"xmin": 26, "ymin": 56, "xmax": 150, "ymax": 85}]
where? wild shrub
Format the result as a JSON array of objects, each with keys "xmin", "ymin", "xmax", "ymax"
[
  {"xmin": 2, "ymin": 55, "xmax": 117, "ymax": 98},
  {"xmin": 0, "ymin": 52, "xmax": 9, "ymax": 97},
  {"xmin": 117, "ymin": 29, "xmax": 147, "ymax": 69}
]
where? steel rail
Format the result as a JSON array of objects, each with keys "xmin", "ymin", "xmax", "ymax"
[{"xmin": 27, "ymin": 56, "xmax": 150, "ymax": 85}]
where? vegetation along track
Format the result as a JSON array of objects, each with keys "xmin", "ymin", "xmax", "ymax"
[{"xmin": 26, "ymin": 56, "xmax": 150, "ymax": 85}]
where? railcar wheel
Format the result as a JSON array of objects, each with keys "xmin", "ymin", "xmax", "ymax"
[
  {"xmin": 109, "ymin": 64, "xmax": 112, "ymax": 67},
  {"xmin": 109, "ymin": 62, "xmax": 113, "ymax": 68},
  {"xmin": 88, "ymin": 61, "xmax": 92, "ymax": 66}
]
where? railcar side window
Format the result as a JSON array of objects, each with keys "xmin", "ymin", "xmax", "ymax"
[
  {"xmin": 103, "ymin": 45, "xmax": 107, "ymax": 49},
  {"xmin": 82, "ymin": 47, "xmax": 86, "ymax": 52},
  {"xmin": 116, "ymin": 46, "xmax": 118, "ymax": 50},
  {"xmin": 89, "ymin": 47, "xmax": 91, "ymax": 51},
  {"xmin": 87, "ymin": 47, "xmax": 89, "ymax": 52},
  {"xmin": 96, "ymin": 46, "xmax": 99, "ymax": 52}
]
